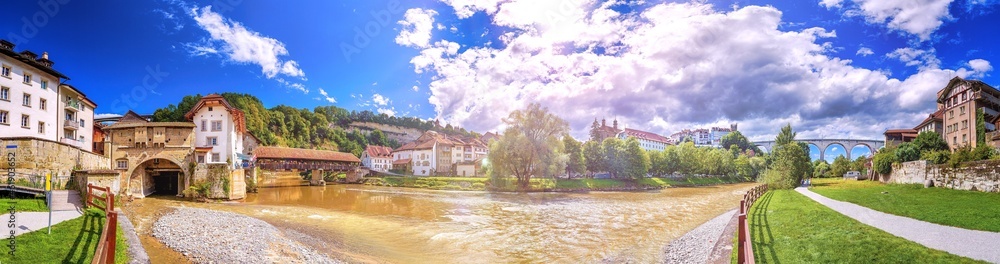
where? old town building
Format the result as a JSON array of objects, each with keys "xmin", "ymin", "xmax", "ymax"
[{"xmin": 362, "ymin": 145, "xmax": 393, "ymax": 172}]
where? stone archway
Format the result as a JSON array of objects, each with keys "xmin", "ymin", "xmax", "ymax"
[{"xmin": 126, "ymin": 156, "xmax": 190, "ymax": 198}]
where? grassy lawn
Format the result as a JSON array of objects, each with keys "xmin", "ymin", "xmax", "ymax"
[
  {"xmin": 810, "ymin": 178, "xmax": 1000, "ymax": 232},
  {"xmin": 0, "ymin": 208, "xmax": 128, "ymax": 264},
  {"xmin": 748, "ymin": 190, "xmax": 982, "ymax": 263},
  {"xmin": 1, "ymin": 198, "xmax": 49, "ymax": 212}
]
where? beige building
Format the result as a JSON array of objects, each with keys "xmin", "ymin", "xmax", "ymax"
[
  {"xmin": 103, "ymin": 111, "xmax": 197, "ymax": 197},
  {"xmin": 937, "ymin": 77, "xmax": 1000, "ymax": 150}
]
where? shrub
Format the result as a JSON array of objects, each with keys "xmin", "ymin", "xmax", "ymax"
[
  {"xmin": 758, "ymin": 169, "xmax": 797, "ymax": 190},
  {"xmin": 894, "ymin": 143, "xmax": 920, "ymax": 162},
  {"xmin": 872, "ymin": 149, "xmax": 896, "ymax": 175},
  {"xmin": 920, "ymin": 150, "xmax": 950, "ymax": 164}
]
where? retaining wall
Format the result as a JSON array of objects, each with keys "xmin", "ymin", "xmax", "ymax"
[{"xmin": 884, "ymin": 160, "xmax": 1000, "ymax": 192}]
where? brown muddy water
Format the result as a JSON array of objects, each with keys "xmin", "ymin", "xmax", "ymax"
[{"xmin": 127, "ymin": 183, "xmax": 755, "ymax": 263}]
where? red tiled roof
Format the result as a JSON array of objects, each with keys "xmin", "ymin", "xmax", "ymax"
[
  {"xmin": 623, "ymin": 128, "xmax": 670, "ymax": 143},
  {"xmin": 393, "ymin": 158, "xmax": 412, "ymax": 165},
  {"xmin": 255, "ymin": 146, "xmax": 360, "ymax": 163},
  {"xmin": 884, "ymin": 129, "xmax": 917, "ymax": 134},
  {"xmin": 365, "ymin": 145, "xmax": 393, "ymax": 158}
]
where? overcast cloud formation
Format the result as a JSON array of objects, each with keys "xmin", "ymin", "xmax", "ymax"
[{"xmin": 397, "ymin": 1, "xmax": 992, "ymax": 141}]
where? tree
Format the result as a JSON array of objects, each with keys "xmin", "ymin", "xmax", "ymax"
[
  {"xmin": 872, "ymin": 145, "xmax": 897, "ymax": 175},
  {"xmin": 648, "ymin": 150, "xmax": 666, "ymax": 177},
  {"xmin": 623, "ymin": 137, "xmax": 650, "ymax": 179},
  {"xmin": 563, "ymin": 135, "xmax": 586, "ymax": 178},
  {"xmin": 487, "ymin": 103, "xmax": 569, "ymax": 190},
  {"xmin": 720, "ymin": 131, "xmax": 753, "ymax": 151},
  {"xmin": 813, "ymin": 161, "xmax": 830, "ymax": 178},
  {"xmin": 775, "ymin": 124, "xmax": 796, "ymax": 146},
  {"xmin": 761, "ymin": 124, "xmax": 810, "ymax": 189},
  {"xmin": 583, "ymin": 140, "xmax": 607, "ymax": 176},
  {"xmin": 894, "ymin": 143, "xmax": 920, "ymax": 162},
  {"xmin": 602, "ymin": 138, "xmax": 627, "ymax": 178},
  {"xmin": 829, "ymin": 156, "xmax": 850, "ymax": 178},
  {"xmin": 912, "ymin": 131, "xmax": 948, "ymax": 153}
]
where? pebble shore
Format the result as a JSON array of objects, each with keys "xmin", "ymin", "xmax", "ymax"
[
  {"xmin": 153, "ymin": 207, "xmax": 340, "ymax": 264},
  {"xmin": 661, "ymin": 209, "xmax": 737, "ymax": 264}
]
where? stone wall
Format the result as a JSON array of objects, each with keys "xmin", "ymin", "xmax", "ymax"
[
  {"xmin": 883, "ymin": 160, "xmax": 1000, "ymax": 192},
  {"xmin": 0, "ymin": 137, "xmax": 111, "ymax": 180},
  {"xmin": 76, "ymin": 170, "xmax": 122, "ymax": 195}
]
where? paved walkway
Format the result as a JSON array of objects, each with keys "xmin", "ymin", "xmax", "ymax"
[
  {"xmin": 3, "ymin": 190, "xmax": 87, "ymax": 237},
  {"xmin": 796, "ymin": 187, "xmax": 1000, "ymax": 263}
]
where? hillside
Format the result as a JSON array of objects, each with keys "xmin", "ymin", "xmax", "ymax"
[{"xmin": 150, "ymin": 93, "xmax": 479, "ymax": 156}]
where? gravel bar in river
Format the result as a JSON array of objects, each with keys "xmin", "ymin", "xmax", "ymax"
[
  {"xmin": 153, "ymin": 207, "xmax": 341, "ymax": 264},
  {"xmin": 661, "ymin": 209, "xmax": 738, "ymax": 264}
]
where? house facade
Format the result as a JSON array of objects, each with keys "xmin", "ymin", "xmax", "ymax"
[
  {"xmin": 362, "ymin": 145, "xmax": 393, "ymax": 172},
  {"xmin": 184, "ymin": 94, "xmax": 248, "ymax": 169},
  {"xmin": 58, "ymin": 84, "xmax": 97, "ymax": 151},
  {"xmin": 391, "ymin": 131, "xmax": 490, "ymax": 176},
  {"xmin": 936, "ymin": 77, "xmax": 1000, "ymax": 150},
  {"xmin": 0, "ymin": 40, "xmax": 68, "ymax": 143},
  {"xmin": 618, "ymin": 128, "xmax": 671, "ymax": 151}
]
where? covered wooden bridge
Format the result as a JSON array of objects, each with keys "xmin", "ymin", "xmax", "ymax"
[{"xmin": 253, "ymin": 146, "xmax": 365, "ymax": 185}]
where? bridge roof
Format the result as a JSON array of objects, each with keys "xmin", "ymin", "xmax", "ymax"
[{"xmin": 255, "ymin": 146, "xmax": 360, "ymax": 163}]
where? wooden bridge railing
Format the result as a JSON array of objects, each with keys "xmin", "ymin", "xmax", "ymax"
[
  {"xmin": 737, "ymin": 184, "xmax": 768, "ymax": 264},
  {"xmin": 86, "ymin": 183, "xmax": 117, "ymax": 264}
]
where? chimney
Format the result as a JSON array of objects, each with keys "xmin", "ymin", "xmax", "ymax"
[
  {"xmin": 42, "ymin": 52, "xmax": 48, "ymax": 60},
  {"xmin": 37, "ymin": 51, "xmax": 53, "ymax": 67}
]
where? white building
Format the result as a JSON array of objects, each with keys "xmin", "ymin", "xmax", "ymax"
[
  {"xmin": 184, "ymin": 94, "xmax": 247, "ymax": 170},
  {"xmin": 59, "ymin": 84, "xmax": 96, "ymax": 151},
  {"xmin": 618, "ymin": 128, "xmax": 671, "ymax": 151},
  {"xmin": 0, "ymin": 40, "xmax": 97, "ymax": 152},
  {"xmin": 362, "ymin": 145, "xmax": 393, "ymax": 172},
  {"xmin": 391, "ymin": 131, "xmax": 490, "ymax": 176}
]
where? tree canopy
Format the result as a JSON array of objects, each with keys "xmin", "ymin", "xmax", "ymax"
[{"xmin": 487, "ymin": 103, "xmax": 569, "ymax": 190}]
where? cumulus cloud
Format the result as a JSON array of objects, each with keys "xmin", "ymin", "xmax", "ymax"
[
  {"xmin": 856, "ymin": 47, "xmax": 874, "ymax": 56},
  {"xmin": 968, "ymin": 59, "xmax": 992, "ymax": 73},
  {"xmin": 412, "ymin": 85, "xmax": 420, "ymax": 92},
  {"xmin": 317, "ymin": 88, "xmax": 336, "ymax": 103},
  {"xmin": 821, "ymin": 0, "xmax": 954, "ymax": 41},
  {"xmin": 94, "ymin": 113, "xmax": 123, "ymax": 119},
  {"xmin": 372, "ymin": 93, "xmax": 391, "ymax": 106},
  {"xmin": 887, "ymin": 47, "xmax": 941, "ymax": 68},
  {"xmin": 413, "ymin": 1, "xmax": 981, "ymax": 141},
  {"xmin": 378, "ymin": 107, "xmax": 397, "ymax": 116},
  {"xmin": 395, "ymin": 8, "xmax": 438, "ymax": 48},
  {"xmin": 189, "ymin": 6, "xmax": 306, "ymax": 80}
]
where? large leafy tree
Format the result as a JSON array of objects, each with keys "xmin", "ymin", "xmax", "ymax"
[
  {"xmin": 602, "ymin": 138, "xmax": 627, "ymax": 178},
  {"xmin": 583, "ymin": 140, "xmax": 606, "ymax": 175},
  {"xmin": 487, "ymin": 103, "xmax": 569, "ymax": 190},
  {"xmin": 912, "ymin": 131, "xmax": 948, "ymax": 153},
  {"xmin": 623, "ymin": 137, "xmax": 650, "ymax": 179},
  {"xmin": 762, "ymin": 124, "xmax": 811, "ymax": 189},
  {"xmin": 720, "ymin": 131, "xmax": 756, "ymax": 152},
  {"xmin": 563, "ymin": 135, "xmax": 587, "ymax": 177}
]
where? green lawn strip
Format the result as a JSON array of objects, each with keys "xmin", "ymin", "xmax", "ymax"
[
  {"xmin": 2, "ymin": 198, "xmax": 49, "ymax": 212},
  {"xmin": 749, "ymin": 190, "xmax": 982, "ymax": 264},
  {"xmin": 810, "ymin": 178, "xmax": 1000, "ymax": 232},
  {"xmin": 0, "ymin": 208, "xmax": 129, "ymax": 264}
]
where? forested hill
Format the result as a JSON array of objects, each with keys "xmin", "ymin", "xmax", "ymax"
[{"xmin": 150, "ymin": 93, "xmax": 479, "ymax": 156}]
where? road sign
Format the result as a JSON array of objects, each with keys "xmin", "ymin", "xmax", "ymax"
[{"xmin": 45, "ymin": 173, "xmax": 51, "ymax": 191}]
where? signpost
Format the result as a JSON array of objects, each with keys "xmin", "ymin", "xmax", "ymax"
[{"xmin": 46, "ymin": 173, "xmax": 51, "ymax": 234}]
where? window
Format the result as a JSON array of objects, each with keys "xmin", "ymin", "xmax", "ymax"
[
  {"xmin": 22, "ymin": 73, "xmax": 31, "ymax": 84},
  {"xmin": 39, "ymin": 98, "xmax": 46, "ymax": 110},
  {"xmin": 0, "ymin": 87, "xmax": 7, "ymax": 100},
  {"xmin": 963, "ymin": 134, "xmax": 967, "ymax": 143},
  {"xmin": 37, "ymin": 121, "xmax": 43, "ymax": 134},
  {"xmin": 208, "ymin": 107, "xmax": 213, "ymax": 111},
  {"xmin": 954, "ymin": 137, "xmax": 957, "ymax": 145},
  {"xmin": 201, "ymin": 120, "xmax": 207, "ymax": 131},
  {"xmin": 80, "ymin": 119, "xmax": 84, "ymax": 127},
  {"xmin": 211, "ymin": 153, "xmax": 220, "ymax": 162},
  {"xmin": 211, "ymin": 121, "xmax": 222, "ymax": 131},
  {"xmin": 197, "ymin": 154, "xmax": 205, "ymax": 163},
  {"xmin": 0, "ymin": 111, "xmax": 7, "ymax": 124},
  {"xmin": 962, "ymin": 92, "xmax": 967, "ymax": 101},
  {"xmin": 960, "ymin": 106, "xmax": 966, "ymax": 115},
  {"xmin": 116, "ymin": 160, "xmax": 128, "ymax": 169},
  {"xmin": 950, "ymin": 110, "xmax": 954, "ymax": 119},
  {"xmin": 20, "ymin": 115, "xmax": 28, "ymax": 128},
  {"xmin": 208, "ymin": 136, "xmax": 218, "ymax": 146},
  {"xmin": 0, "ymin": 66, "xmax": 9, "ymax": 77},
  {"xmin": 40, "ymin": 80, "xmax": 47, "ymax": 89},
  {"xmin": 22, "ymin": 93, "xmax": 30, "ymax": 107}
]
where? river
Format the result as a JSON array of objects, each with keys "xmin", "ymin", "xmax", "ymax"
[{"xmin": 128, "ymin": 183, "xmax": 755, "ymax": 263}]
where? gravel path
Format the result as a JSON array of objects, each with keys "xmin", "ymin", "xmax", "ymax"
[
  {"xmin": 115, "ymin": 209, "xmax": 151, "ymax": 264},
  {"xmin": 797, "ymin": 187, "xmax": 1000, "ymax": 263},
  {"xmin": 662, "ymin": 209, "xmax": 737, "ymax": 264},
  {"xmin": 153, "ymin": 207, "xmax": 341, "ymax": 264}
]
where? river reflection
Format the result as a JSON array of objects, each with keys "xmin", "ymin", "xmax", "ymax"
[{"xmin": 239, "ymin": 183, "xmax": 755, "ymax": 263}]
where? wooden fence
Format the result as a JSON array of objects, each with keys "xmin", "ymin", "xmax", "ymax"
[
  {"xmin": 86, "ymin": 183, "xmax": 117, "ymax": 264},
  {"xmin": 737, "ymin": 184, "xmax": 768, "ymax": 264}
]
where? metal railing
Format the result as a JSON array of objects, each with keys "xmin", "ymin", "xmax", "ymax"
[
  {"xmin": 64, "ymin": 119, "xmax": 80, "ymax": 129},
  {"xmin": 87, "ymin": 183, "xmax": 117, "ymax": 264},
  {"xmin": 737, "ymin": 184, "xmax": 768, "ymax": 264},
  {"xmin": 65, "ymin": 99, "xmax": 81, "ymax": 110}
]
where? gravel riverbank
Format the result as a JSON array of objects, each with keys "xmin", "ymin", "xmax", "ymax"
[
  {"xmin": 661, "ymin": 209, "xmax": 737, "ymax": 264},
  {"xmin": 153, "ymin": 207, "xmax": 341, "ymax": 264}
]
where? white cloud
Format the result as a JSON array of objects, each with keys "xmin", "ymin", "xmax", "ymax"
[
  {"xmin": 887, "ymin": 47, "xmax": 940, "ymax": 68},
  {"xmin": 95, "ymin": 113, "xmax": 123, "ymax": 119},
  {"xmin": 439, "ymin": 0, "xmax": 505, "ymax": 18},
  {"xmin": 414, "ymin": 1, "xmax": 979, "ymax": 141},
  {"xmin": 377, "ymin": 107, "xmax": 397, "ymax": 116},
  {"xmin": 968, "ymin": 59, "xmax": 992, "ymax": 73},
  {"xmin": 276, "ymin": 78, "xmax": 308, "ymax": 94},
  {"xmin": 317, "ymin": 88, "xmax": 337, "ymax": 103},
  {"xmin": 856, "ymin": 47, "xmax": 874, "ymax": 56},
  {"xmin": 395, "ymin": 8, "xmax": 438, "ymax": 48},
  {"xmin": 412, "ymin": 85, "xmax": 420, "ymax": 92},
  {"xmin": 822, "ymin": 0, "xmax": 954, "ymax": 41},
  {"xmin": 372, "ymin": 93, "xmax": 390, "ymax": 106},
  {"xmin": 189, "ymin": 6, "xmax": 306, "ymax": 79}
]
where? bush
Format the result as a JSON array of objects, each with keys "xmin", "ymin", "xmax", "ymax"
[
  {"xmin": 894, "ymin": 143, "xmax": 920, "ymax": 162},
  {"xmin": 872, "ymin": 149, "xmax": 896, "ymax": 175},
  {"xmin": 920, "ymin": 150, "xmax": 950, "ymax": 164},
  {"xmin": 758, "ymin": 169, "xmax": 797, "ymax": 190}
]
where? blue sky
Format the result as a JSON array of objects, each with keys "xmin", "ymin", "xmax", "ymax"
[{"xmin": 3, "ymin": 0, "xmax": 999, "ymax": 151}]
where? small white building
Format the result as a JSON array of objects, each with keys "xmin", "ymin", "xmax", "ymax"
[
  {"xmin": 184, "ymin": 94, "xmax": 247, "ymax": 169},
  {"xmin": 618, "ymin": 128, "xmax": 671, "ymax": 151},
  {"xmin": 362, "ymin": 145, "xmax": 393, "ymax": 172}
]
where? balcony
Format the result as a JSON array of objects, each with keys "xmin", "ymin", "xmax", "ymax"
[
  {"xmin": 65, "ymin": 99, "xmax": 81, "ymax": 110},
  {"xmin": 64, "ymin": 119, "xmax": 80, "ymax": 130},
  {"xmin": 61, "ymin": 137, "xmax": 83, "ymax": 149}
]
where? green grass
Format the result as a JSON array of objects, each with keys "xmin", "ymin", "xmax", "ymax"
[
  {"xmin": 1, "ymin": 198, "xmax": 49, "ymax": 212},
  {"xmin": 748, "ymin": 190, "xmax": 982, "ymax": 263},
  {"xmin": 0, "ymin": 208, "xmax": 129, "ymax": 264},
  {"xmin": 810, "ymin": 178, "xmax": 1000, "ymax": 232}
]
